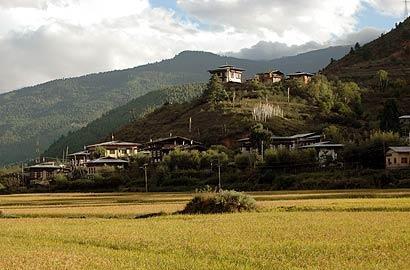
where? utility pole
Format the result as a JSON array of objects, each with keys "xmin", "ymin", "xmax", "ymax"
[
  {"xmin": 261, "ymin": 140, "xmax": 264, "ymax": 162},
  {"xmin": 143, "ymin": 164, "xmax": 148, "ymax": 193},
  {"xmin": 217, "ymin": 159, "xmax": 221, "ymax": 191},
  {"xmin": 287, "ymin": 87, "xmax": 290, "ymax": 103},
  {"xmin": 189, "ymin": 117, "xmax": 192, "ymax": 133}
]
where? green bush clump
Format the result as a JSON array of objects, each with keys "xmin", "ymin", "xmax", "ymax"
[{"xmin": 181, "ymin": 190, "xmax": 257, "ymax": 214}]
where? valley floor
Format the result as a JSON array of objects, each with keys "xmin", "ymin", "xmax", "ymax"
[{"xmin": 0, "ymin": 190, "xmax": 409, "ymax": 269}]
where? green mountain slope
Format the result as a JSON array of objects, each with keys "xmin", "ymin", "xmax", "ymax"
[
  {"xmin": 0, "ymin": 47, "xmax": 349, "ymax": 165},
  {"xmin": 324, "ymin": 18, "xmax": 410, "ymax": 83},
  {"xmin": 44, "ymin": 84, "xmax": 205, "ymax": 158}
]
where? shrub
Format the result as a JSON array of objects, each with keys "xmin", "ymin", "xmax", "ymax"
[{"xmin": 181, "ymin": 190, "xmax": 257, "ymax": 214}]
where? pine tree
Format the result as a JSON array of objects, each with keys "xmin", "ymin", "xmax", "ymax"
[{"xmin": 203, "ymin": 74, "xmax": 228, "ymax": 103}]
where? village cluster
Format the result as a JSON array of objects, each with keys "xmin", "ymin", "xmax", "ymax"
[{"xmin": 25, "ymin": 65, "xmax": 410, "ymax": 182}]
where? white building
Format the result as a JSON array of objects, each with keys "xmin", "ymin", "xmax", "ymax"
[{"xmin": 208, "ymin": 64, "xmax": 245, "ymax": 83}]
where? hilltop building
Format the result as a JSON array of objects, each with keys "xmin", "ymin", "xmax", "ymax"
[
  {"xmin": 208, "ymin": 64, "xmax": 245, "ymax": 83},
  {"xmin": 386, "ymin": 147, "xmax": 410, "ymax": 169},
  {"xmin": 254, "ymin": 70, "xmax": 285, "ymax": 84},
  {"xmin": 287, "ymin": 72, "xmax": 314, "ymax": 84}
]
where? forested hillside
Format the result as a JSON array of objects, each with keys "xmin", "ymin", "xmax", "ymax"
[
  {"xmin": 324, "ymin": 17, "xmax": 410, "ymax": 84},
  {"xmin": 44, "ymin": 84, "xmax": 205, "ymax": 157},
  {"xmin": 0, "ymin": 47, "xmax": 349, "ymax": 165}
]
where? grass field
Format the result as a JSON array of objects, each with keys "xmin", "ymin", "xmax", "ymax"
[{"xmin": 0, "ymin": 190, "xmax": 409, "ymax": 269}]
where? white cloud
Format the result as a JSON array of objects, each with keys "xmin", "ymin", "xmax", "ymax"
[
  {"xmin": 365, "ymin": 0, "xmax": 404, "ymax": 16},
  {"xmin": 225, "ymin": 41, "xmax": 324, "ymax": 60},
  {"xmin": 177, "ymin": 0, "xmax": 363, "ymax": 44},
  {"xmin": 333, "ymin": 27, "xmax": 383, "ymax": 45},
  {"xmin": 0, "ymin": 0, "xmax": 401, "ymax": 92}
]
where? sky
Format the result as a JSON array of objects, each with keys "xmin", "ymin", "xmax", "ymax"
[{"xmin": 0, "ymin": 0, "xmax": 406, "ymax": 93}]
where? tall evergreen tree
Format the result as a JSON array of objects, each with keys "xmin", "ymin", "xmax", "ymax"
[
  {"xmin": 380, "ymin": 99, "xmax": 400, "ymax": 132},
  {"xmin": 203, "ymin": 74, "xmax": 227, "ymax": 103}
]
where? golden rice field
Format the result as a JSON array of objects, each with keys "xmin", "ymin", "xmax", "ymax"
[{"xmin": 0, "ymin": 189, "xmax": 409, "ymax": 269}]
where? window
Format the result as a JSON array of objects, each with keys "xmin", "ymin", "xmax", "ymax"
[
  {"xmin": 387, "ymin": 158, "xmax": 391, "ymax": 165},
  {"xmin": 394, "ymin": 158, "xmax": 397, "ymax": 164},
  {"xmin": 401, "ymin": 158, "xmax": 408, "ymax": 164}
]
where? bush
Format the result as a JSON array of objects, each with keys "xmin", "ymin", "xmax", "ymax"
[{"xmin": 181, "ymin": 190, "xmax": 257, "ymax": 214}]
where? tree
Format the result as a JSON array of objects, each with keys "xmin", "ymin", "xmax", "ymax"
[
  {"xmin": 354, "ymin": 42, "xmax": 361, "ymax": 51},
  {"xmin": 202, "ymin": 74, "xmax": 228, "ymax": 104},
  {"xmin": 376, "ymin": 70, "xmax": 389, "ymax": 91},
  {"xmin": 379, "ymin": 99, "xmax": 401, "ymax": 132},
  {"xmin": 323, "ymin": 125, "xmax": 344, "ymax": 143},
  {"xmin": 91, "ymin": 146, "xmax": 106, "ymax": 159},
  {"xmin": 250, "ymin": 124, "xmax": 272, "ymax": 154},
  {"xmin": 306, "ymin": 75, "xmax": 335, "ymax": 114}
]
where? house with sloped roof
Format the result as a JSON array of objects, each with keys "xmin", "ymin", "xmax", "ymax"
[
  {"xmin": 67, "ymin": 150, "xmax": 91, "ymax": 167},
  {"xmin": 25, "ymin": 162, "xmax": 69, "ymax": 182},
  {"xmin": 399, "ymin": 115, "xmax": 410, "ymax": 139},
  {"xmin": 86, "ymin": 140, "xmax": 141, "ymax": 159},
  {"xmin": 143, "ymin": 135, "xmax": 205, "ymax": 163},
  {"xmin": 300, "ymin": 142, "xmax": 344, "ymax": 165},
  {"xmin": 287, "ymin": 72, "xmax": 314, "ymax": 84},
  {"xmin": 237, "ymin": 132, "xmax": 322, "ymax": 153},
  {"xmin": 270, "ymin": 133, "xmax": 322, "ymax": 150},
  {"xmin": 386, "ymin": 147, "xmax": 410, "ymax": 169},
  {"xmin": 255, "ymin": 70, "xmax": 285, "ymax": 84},
  {"xmin": 85, "ymin": 157, "xmax": 129, "ymax": 175},
  {"xmin": 208, "ymin": 64, "xmax": 245, "ymax": 83}
]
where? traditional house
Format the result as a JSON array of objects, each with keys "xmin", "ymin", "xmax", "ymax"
[
  {"xmin": 86, "ymin": 140, "xmax": 141, "ymax": 159},
  {"xmin": 300, "ymin": 142, "xmax": 344, "ymax": 165},
  {"xmin": 386, "ymin": 147, "xmax": 410, "ymax": 169},
  {"xmin": 67, "ymin": 150, "xmax": 91, "ymax": 167},
  {"xmin": 85, "ymin": 157, "xmax": 129, "ymax": 175},
  {"xmin": 25, "ymin": 162, "xmax": 69, "ymax": 181},
  {"xmin": 143, "ymin": 136, "xmax": 205, "ymax": 163},
  {"xmin": 271, "ymin": 133, "xmax": 322, "ymax": 150},
  {"xmin": 255, "ymin": 70, "xmax": 284, "ymax": 84},
  {"xmin": 287, "ymin": 72, "xmax": 314, "ymax": 84},
  {"xmin": 208, "ymin": 64, "xmax": 245, "ymax": 83},
  {"xmin": 237, "ymin": 133, "xmax": 322, "ymax": 153},
  {"xmin": 399, "ymin": 115, "xmax": 410, "ymax": 139}
]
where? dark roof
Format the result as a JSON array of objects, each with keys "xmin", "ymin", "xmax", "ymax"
[
  {"xmin": 388, "ymin": 147, "xmax": 410, "ymax": 153},
  {"xmin": 287, "ymin": 72, "xmax": 315, "ymax": 77},
  {"xmin": 146, "ymin": 136, "xmax": 201, "ymax": 145},
  {"xmin": 208, "ymin": 65, "xmax": 245, "ymax": 72},
  {"xmin": 67, "ymin": 150, "xmax": 90, "ymax": 157},
  {"xmin": 257, "ymin": 70, "xmax": 284, "ymax": 76},
  {"xmin": 271, "ymin": 133, "xmax": 317, "ymax": 140}
]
